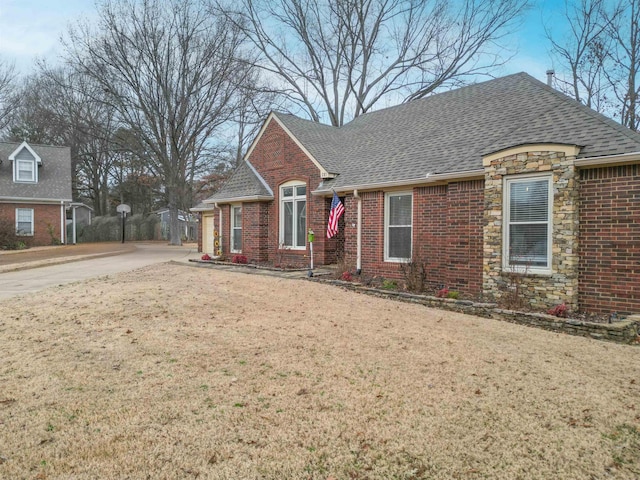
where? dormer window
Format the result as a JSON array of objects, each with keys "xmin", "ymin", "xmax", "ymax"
[
  {"xmin": 16, "ymin": 159, "xmax": 35, "ymax": 182},
  {"xmin": 9, "ymin": 141, "xmax": 42, "ymax": 183}
]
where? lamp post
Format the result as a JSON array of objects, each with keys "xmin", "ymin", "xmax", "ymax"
[{"xmin": 307, "ymin": 229, "xmax": 315, "ymax": 277}]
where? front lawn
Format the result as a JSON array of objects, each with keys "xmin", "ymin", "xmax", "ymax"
[{"xmin": 0, "ymin": 264, "xmax": 638, "ymax": 479}]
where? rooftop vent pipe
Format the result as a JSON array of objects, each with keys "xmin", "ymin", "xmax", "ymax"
[{"xmin": 546, "ymin": 69, "xmax": 555, "ymax": 87}]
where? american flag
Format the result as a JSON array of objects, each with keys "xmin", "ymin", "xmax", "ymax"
[{"xmin": 326, "ymin": 191, "xmax": 345, "ymax": 239}]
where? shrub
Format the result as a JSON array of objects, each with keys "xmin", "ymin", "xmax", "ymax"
[
  {"xmin": 548, "ymin": 302, "xmax": 569, "ymax": 318},
  {"xmin": 0, "ymin": 219, "xmax": 31, "ymax": 250},
  {"xmin": 436, "ymin": 287, "xmax": 449, "ymax": 298},
  {"xmin": 46, "ymin": 223, "xmax": 61, "ymax": 245},
  {"xmin": 232, "ymin": 254, "xmax": 248, "ymax": 264},
  {"xmin": 447, "ymin": 291, "xmax": 460, "ymax": 299},
  {"xmin": 381, "ymin": 279, "xmax": 397, "ymax": 290},
  {"xmin": 201, "ymin": 253, "xmax": 212, "ymax": 261},
  {"xmin": 341, "ymin": 271, "xmax": 353, "ymax": 281},
  {"xmin": 399, "ymin": 256, "xmax": 426, "ymax": 293}
]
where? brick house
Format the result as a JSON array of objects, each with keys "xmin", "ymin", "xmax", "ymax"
[
  {"xmin": 194, "ymin": 73, "xmax": 640, "ymax": 315},
  {"xmin": 0, "ymin": 141, "xmax": 73, "ymax": 246}
]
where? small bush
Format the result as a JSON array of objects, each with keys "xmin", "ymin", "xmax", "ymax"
[
  {"xmin": 447, "ymin": 291, "xmax": 460, "ymax": 299},
  {"xmin": 46, "ymin": 223, "xmax": 61, "ymax": 245},
  {"xmin": 436, "ymin": 287, "xmax": 449, "ymax": 298},
  {"xmin": 381, "ymin": 279, "xmax": 397, "ymax": 290},
  {"xmin": 0, "ymin": 219, "xmax": 31, "ymax": 250},
  {"xmin": 341, "ymin": 271, "xmax": 353, "ymax": 281},
  {"xmin": 201, "ymin": 253, "xmax": 212, "ymax": 261},
  {"xmin": 548, "ymin": 302, "xmax": 569, "ymax": 318},
  {"xmin": 400, "ymin": 256, "xmax": 426, "ymax": 293},
  {"xmin": 232, "ymin": 254, "xmax": 248, "ymax": 264}
]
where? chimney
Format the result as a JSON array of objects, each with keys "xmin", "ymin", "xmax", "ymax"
[{"xmin": 546, "ymin": 69, "xmax": 555, "ymax": 87}]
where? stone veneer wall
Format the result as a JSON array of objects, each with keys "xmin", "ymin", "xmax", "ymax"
[{"xmin": 483, "ymin": 150, "xmax": 579, "ymax": 310}]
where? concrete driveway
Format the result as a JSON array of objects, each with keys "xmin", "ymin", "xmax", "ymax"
[{"xmin": 0, "ymin": 243, "xmax": 200, "ymax": 300}]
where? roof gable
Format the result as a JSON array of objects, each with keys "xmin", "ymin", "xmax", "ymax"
[
  {"xmin": 203, "ymin": 159, "xmax": 273, "ymax": 204},
  {"xmin": 9, "ymin": 141, "xmax": 42, "ymax": 165},
  {"xmin": 245, "ymin": 112, "xmax": 337, "ymax": 178}
]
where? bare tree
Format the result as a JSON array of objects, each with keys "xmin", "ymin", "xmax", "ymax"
[
  {"xmin": 604, "ymin": 0, "xmax": 640, "ymax": 130},
  {"xmin": 0, "ymin": 57, "xmax": 17, "ymax": 132},
  {"xmin": 217, "ymin": 0, "xmax": 528, "ymax": 126},
  {"xmin": 5, "ymin": 67, "xmax": 121, "ymax": 216},
  {"xmin": 547, "ymin": 0, "xmax": 639, "ymax": 131},
  {"xmin": 64, "ymin": 0, "xmax": 248, "ymax": 245},
  {"xmin": 545, "ymin": 0, "xmax": 617, "ymax": 112}
]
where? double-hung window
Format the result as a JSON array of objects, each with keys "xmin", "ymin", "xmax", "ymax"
[
  {"xmin": 385, "ymin": 191, "xmax": 412, "ymax": 261},
  {"xmin": 280, "ymin": 182, "xmax": 306, "ymax": 249},
  {"xmin": 16, "ymin": 159, "xmax": 35, "ymax": 182},
  {"xmin": 504, "ymin": 174, "xmax": 553, "ymax": 273},
  {"xmin": 16, "ymin": 208, "xmax": 34, "ymax": 236},
  {"xmin": 231, "ymin": 205, "xmax": 242, "ymax": 252}
]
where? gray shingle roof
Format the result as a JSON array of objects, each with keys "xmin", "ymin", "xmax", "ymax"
[
  {"xmin": 203, "ymin": 160, "xmax": 273, "ymax": 203},
  {"xmin": 318, "ymin": 72, "xmax": 640, "ymax": 191},
  {"xmin": 0, "ymin": 142, "xmax": 72, "ymax": 201},
  {"xmin": 211, "ymin": 72, "xmax": 640, "ymax": 200},
  {"xmin": 272, "ymin": 113, "xmax": 343, "ymax": 174}
]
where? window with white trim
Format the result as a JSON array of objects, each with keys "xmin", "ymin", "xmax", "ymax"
[
  {"xmin": 385, "ymin": 191, "xmax": 412, "ymax": 261},
  {"xmin": 15, "ymin": 159, "xmax": 36, "ymax": 182},
  {"xmin": 280, "ymin": 182, "xmax": 306, "ymax": 249},
  {"xmin": 231, "ymin": 205, "xmax": 242, "ymax": 252},
  {"xmin": 16, "ymin": 208, "xmax": 34, "ymax": 236},
  {"xmin": 503, "ymin": 174, "xmax": 553, "ymax": 273}
]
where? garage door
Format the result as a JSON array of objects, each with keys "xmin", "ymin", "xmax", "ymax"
[{"xmin": 202, "ymin": 214, "xmax": 215, "ymax": 255}]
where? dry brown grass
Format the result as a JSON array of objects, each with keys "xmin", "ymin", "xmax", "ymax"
[{"xmin": 1, "ymin": 264, "xmax": 639, "ymax": 479}]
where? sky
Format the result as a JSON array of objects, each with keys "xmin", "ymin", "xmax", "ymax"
[{"xmin": 0, "ymin": 0, "xmax": 566, "ymax": 84}]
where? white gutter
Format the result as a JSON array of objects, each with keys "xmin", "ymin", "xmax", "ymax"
[
  {"xmin": 203, "ymin": 194, "xmax": 273, "ymax": 205},
  {"xmin": 0, "ymin": 197, "xmax": 72, "ymax": 204},
  {"xmin": 190, "ymin": 205, "xmax": 216, "ymax": 212},
  {"xmin": 574, "ymin": 151, "xmax": 640, "ymax": 167},
  {"xmin": 60, "ymin": 201, "xmax": 65, "ymax": 244},
  {"xmin": 312, "ymin": 169, "xmax": 484, "ymax": 195},
  {"xmin": 353, "ymin": 189, "xmax": 362, "ymax": 274},
  {"xmin": 71, "ymin": 205, "xmax": 77, "ymax": 244}
]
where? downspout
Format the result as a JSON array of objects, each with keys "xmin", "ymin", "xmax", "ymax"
[
  {"xmin": 215, "ymin": 203, "xmax": 222, "ymax": 255},
  {"xmin": 72, "ymin": 205, "xmax": 77, "ymax": 245},
  {"xmin": 60, "ymin": 201, "xmax": 65, "ymax": 244},
  {"xmin": 353, "ymin": 190, "xmax": 362, "ymax": 274}
]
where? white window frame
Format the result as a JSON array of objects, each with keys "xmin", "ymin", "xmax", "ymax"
[
  {"xmin": 15, "ymin": 208, "xmax": 34, "ymax": 236},
  {"xmin": 384, "ymin": 191, "xmax": 413, "ymax": 262},
  {"xmin": 230, "ymin": 204, "xmax": 242, "ymax": 253},
  {"xmin": 503, "ymin": 173, "xmax": 553, "ymax": 275},
  {"xmin": 14, "ymin": 159, "xmax": 36, "ymax": 182},
  {"xmin": 279, "ymin": 181, "xmax": 307, "ymax": 250}
]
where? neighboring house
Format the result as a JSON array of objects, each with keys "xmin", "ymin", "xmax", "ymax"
[
  {"xmin": 194, "ymin": 73, "xmax": 640, "ymax": 315},
  {"xmin": 0, "ymin": 141, "xmax": 73, "ymax": 246},
  {"xmin": 155, "ymin": 208, "xmax": 198, "ymax": 241}
]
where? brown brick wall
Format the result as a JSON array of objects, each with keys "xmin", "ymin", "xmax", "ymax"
[
  {"xmin": 0, "ymin": 202, "xmax": 64, "ymax": 246},
  {"xmin": 343, "ymin": 181, "xmax": 484, "ymax": 296},
  {"xmin": 211, "ymin": 119, "xmax": 333, "ymax": 267},
  {"xmin": 579, "ymin": 164, "xmax": 640, "ymax": 315}
]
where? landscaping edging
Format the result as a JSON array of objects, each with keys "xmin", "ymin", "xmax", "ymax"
[
  {"xmin": 313, "ymin": 279, "xmax": 640, "ymax": 345},
  {"xmin": 188, "ymin": 258, "xmax": 308, "ymax": 272}
]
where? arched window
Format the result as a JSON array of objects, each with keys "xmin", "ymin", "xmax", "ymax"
[{"xmin": 280, "ymin": 181, "xmax": 307, "ymax": 249}]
